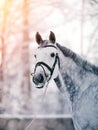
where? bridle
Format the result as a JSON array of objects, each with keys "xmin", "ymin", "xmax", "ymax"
[{"xmin": 32, "ymin": 45, "xmax": 60, "ymax": 84}]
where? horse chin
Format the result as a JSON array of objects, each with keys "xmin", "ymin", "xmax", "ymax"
[
  {"xmin": 36, "ymin": 85, "xmax": 43, "ymax": 89},
  {"xmin": 36, "ymin": 83, "xmax": 45, "ymax": 89}
]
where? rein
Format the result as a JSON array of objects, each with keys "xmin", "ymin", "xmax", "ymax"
[
  {"xmin": 29, "ymin": 45, "xmax": 60, "ymax": 129},
  {"xmin": 27, "ymin": 51, "xmax": 60, "ymax": 130}
]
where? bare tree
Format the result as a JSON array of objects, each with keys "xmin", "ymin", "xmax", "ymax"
[
  {"xmin": 0, "ymin": 0, "xmax": 12, "ymax": 110},
  {"xmin": 21, "ymin": 0, "xmax": 31, "ymax": 107}
]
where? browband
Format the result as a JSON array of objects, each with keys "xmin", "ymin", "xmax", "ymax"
[{"xmin": 38, "ymin": 45, "xmax": 57, "ymax": 49}]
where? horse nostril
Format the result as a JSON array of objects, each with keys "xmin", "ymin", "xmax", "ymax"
[
  {"xmin": 33, "ymin": 76, "xmax": 37, "ymax": 85},
  {"xmin": 38, "ymin": 74, "xmax": 44, "ymax": 83}
]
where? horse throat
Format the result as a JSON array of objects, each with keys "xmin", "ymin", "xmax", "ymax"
[{"xmin": 54, "ymin": 74, "xmax": 80, "ymax": 103}]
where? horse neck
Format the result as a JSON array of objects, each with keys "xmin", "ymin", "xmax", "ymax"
[{"xmin": 54, "ymin": 44, "xmax": 98, "ymax": 103}]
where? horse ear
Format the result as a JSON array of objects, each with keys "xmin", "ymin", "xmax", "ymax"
[
  {"xmin": 49, "ymin": 31, "xmax": 56, "ymax": 44},
  {"xmin": 36, "ymin": 32, "xmax": 43, "ymax": 44}
]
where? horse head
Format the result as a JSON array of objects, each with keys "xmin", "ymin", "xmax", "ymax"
[{"xmin": 31, "ymin": 31, "xmax": 60, "ymax": 88}]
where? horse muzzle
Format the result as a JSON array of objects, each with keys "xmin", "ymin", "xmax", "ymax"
[{"xmin": 32, "ymin": 73, "xmax": 45, "ymax": 88}]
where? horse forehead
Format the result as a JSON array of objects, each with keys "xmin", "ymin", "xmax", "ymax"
[
  {"xmin": 41, "ymin": 40, "xmax": 51, "ymax": 46},
  {"xmin": 37, "ymin": 47, "xmax": 57, "ymax": 55}
]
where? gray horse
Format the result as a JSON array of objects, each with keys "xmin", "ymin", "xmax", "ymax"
[{"xmin": 32, "ymin": 31, "xmax": 98, "ymax": 130}]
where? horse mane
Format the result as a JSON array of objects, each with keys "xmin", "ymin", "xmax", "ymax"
[{"xmin": 56, "ymin": 43, "xmax": 98, "ymax": 76}]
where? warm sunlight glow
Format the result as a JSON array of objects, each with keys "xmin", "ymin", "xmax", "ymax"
[
  {"xmin": 0, "ymin": 0, "xmax": 5, "ymax": 8},
  {"xmin": 0, "ymin": 40, "xmax": 2, "ymax": 65}
]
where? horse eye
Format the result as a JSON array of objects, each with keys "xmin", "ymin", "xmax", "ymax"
[
  {"xmin": 50, "ymin": 53, "xmax": 55, "ymax": 58},
  {"xmin": 34, "ymin": 54, "xmax": 36, "ymax": 58}
]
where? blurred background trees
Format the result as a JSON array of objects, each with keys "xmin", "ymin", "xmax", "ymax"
[
  {"xmin": 0, "ymin": 0, "xmax": 98, "ymax": 115},
  {"xmin": 0, "ymin": 0, "xmax": 98, "ymax": 130}
]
